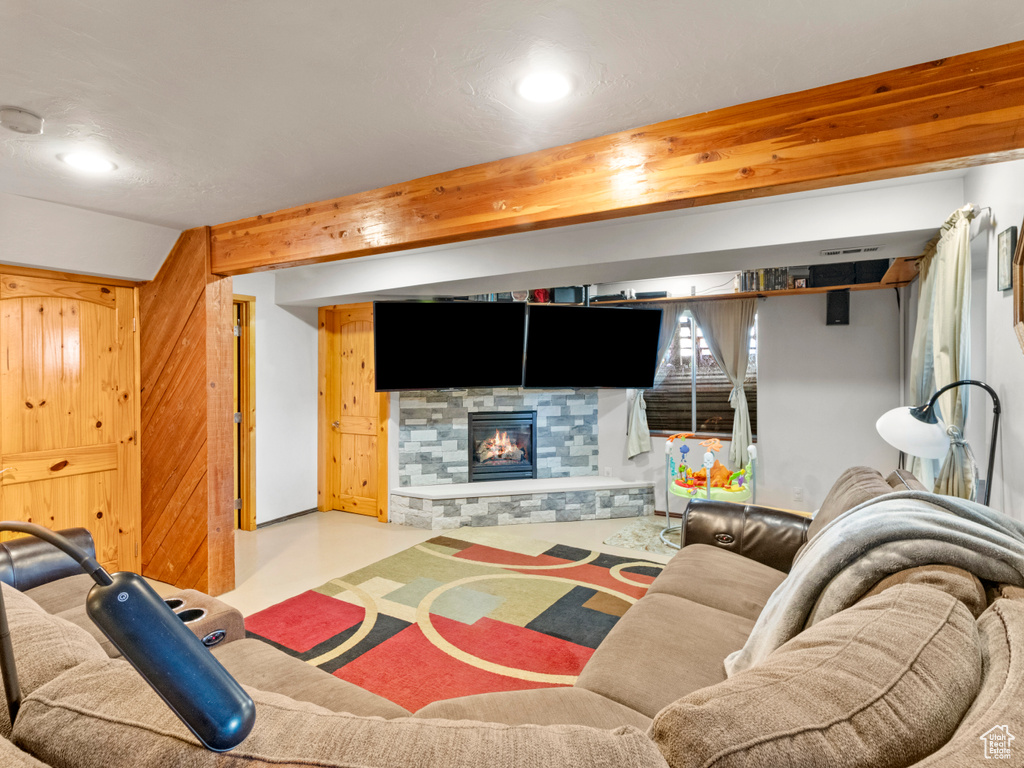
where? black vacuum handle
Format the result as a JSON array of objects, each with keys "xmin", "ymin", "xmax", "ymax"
[{"xmin": 86, "ymin": 572, "xmax": 255, "ymax": 752}]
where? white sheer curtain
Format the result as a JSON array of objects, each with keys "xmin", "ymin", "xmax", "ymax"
[
  {"xmin": 931, "ymin": 205, "xmax": 975, "ymax": 498},
  {"xmin": 907, "ymin": 205, "xmax": 975, "ymax": 498},
  {"xmin": 625, "ymin": 301, "xmax": 685, "ymax": 458},
  {"xmin": 688, "ymin": 298, "xmax": 757, "ymax": 469}
]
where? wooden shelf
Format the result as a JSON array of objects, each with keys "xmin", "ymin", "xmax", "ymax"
[{"xmin": 593, "ymin": 257, "xmax": 920, "ymax": 305}]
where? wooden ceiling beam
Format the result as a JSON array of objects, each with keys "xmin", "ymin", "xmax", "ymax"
[{"xmin": 209, "ymin": 41, "xmax": 1024, "ymax": 276}]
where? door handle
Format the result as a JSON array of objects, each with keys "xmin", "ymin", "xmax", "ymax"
[{"xmin": 331, "ymin": 421, "xmax": 340, "ymax": 429}]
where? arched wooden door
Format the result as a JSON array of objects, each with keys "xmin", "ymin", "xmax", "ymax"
[
  {"xmin": 318, "ymin": 303, "xmax": 388, "ymax": 521},
  {"xmin": 0, "ymin": 273, "xmax": 141, "ymax": 572}
]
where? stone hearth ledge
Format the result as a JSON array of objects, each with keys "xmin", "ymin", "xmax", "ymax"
[{"xmin": 389, "ymin": 477, "xmax": 655, "ymax": 530}]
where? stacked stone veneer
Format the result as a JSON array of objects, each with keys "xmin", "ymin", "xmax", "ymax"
[
  {"xmin": 390, "ymin": 486, "xmax": 654, "ymax": 530},
  {"xmin": 398, "ymin": 388, "xmax": 598, "ymax": 486}
]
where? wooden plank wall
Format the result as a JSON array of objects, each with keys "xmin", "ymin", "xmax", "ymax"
[{"xmin": 139, "ymin": 227, "xmax": 235, "ymax": 595}]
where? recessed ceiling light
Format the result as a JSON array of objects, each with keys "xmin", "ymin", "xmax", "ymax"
[
  {"xmin": 59, "ymin": 151, "xmax": 117, "ymax": 173},
  {"xmin": 516, "ymin": 71, "xmax": 572, "ymax": 103}
]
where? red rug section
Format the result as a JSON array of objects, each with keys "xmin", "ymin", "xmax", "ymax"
[
  {"xmin": 431, "ymin": 614, "xmax": 594, "ymax": 675},
  {"xmin": 245, "ymin": 591, "xmax": 365, "ymax": 653},
  {"xmin": 333, "ymin": 616, "xmax": 588, "ymax": 711}
]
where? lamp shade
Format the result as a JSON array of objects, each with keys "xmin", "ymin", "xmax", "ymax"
[{"xmin": 875, "ymin": 406, "xmax": 950, "ymax": 459}]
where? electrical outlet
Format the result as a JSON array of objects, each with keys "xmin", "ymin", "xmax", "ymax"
[{"xmin": 793, "ymin": 486, "xmax": 804, "ymax": 503}]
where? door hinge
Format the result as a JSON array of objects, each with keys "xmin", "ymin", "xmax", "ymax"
[
  {"xmin": 132, "ymin": 318, "xmax": 136, "ymax": 332},
  {"xmin": 233, "ymin": 498, "xmax": 243, "ymax": 511},
  {"xmin": 233, "ymin": 325, "xmax": 241, "ymax": 337},
  {"xmin": 135, "ymin": 542, "xmax": 139, "ymax": 557},
  {"xmin": 233, "ymin": 412, "xmax": 242, "ymax": 424}
]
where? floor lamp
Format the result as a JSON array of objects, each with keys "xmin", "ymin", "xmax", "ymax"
[
  {"xmin": 875, "ymin": 379, "xmax": 1001, "ymax": 506},
  {"xmin": 0, "ymin": 522, "xmax": 255, "ymax": 752}
]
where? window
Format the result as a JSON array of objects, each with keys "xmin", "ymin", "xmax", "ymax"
[{"xmin": 644, "ymin": 313, "xmax": 757, "ymax": 435}]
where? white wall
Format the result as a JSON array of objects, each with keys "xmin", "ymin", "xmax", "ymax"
[
  {"xmin": 232, "ymin": 272, "xmax": 319, "ymax": 524},
  {"xmin": 964, "ymin": 160, "xmax": 1024, "ymax": 520},
  {"xmin": 598, "ymin": 289, "xmax": 901, "ymax": 513},
  {"xmin": 0, "ymin": 192, "xmax": 179, "ymax": 280}
]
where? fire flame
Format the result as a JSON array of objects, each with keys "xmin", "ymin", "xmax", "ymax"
[{"xmin": 489, "ymin": 430, "xmax": 513, "ymax": 453}]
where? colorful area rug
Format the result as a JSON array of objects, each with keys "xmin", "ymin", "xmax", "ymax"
[{"xmin": 245, "ymin": 528, "xmax": 664, "ymax": 711}]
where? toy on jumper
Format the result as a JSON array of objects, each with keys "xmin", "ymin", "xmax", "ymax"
[{"xmin": 664, "ymin": 433, "xmax": 756, "ymax": 503}]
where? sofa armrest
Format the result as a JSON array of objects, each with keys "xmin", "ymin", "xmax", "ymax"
[
  {"xmin": 162, "ymin": 588, "xmax": 246, "ymax": 649},
  {"xmin": 682, "ymin": 499, "xmax": 810, "ymax": 572},
  {"xmin": 0, "ymin": 527, "xmax": 96, "ymax": 591}
]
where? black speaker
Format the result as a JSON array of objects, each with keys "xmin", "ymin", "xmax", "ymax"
[
  {"xmin": 826, "ymin": 289, "xmax": 850, "ymax": 326},
  {"xmin": 809, "ymin": 262, "xmax": 855, "ymax": 288}
]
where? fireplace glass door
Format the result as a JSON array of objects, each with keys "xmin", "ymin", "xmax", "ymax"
[{"xmin": 468, "ymin": 411, "xmax": 537, "ymax": 482}]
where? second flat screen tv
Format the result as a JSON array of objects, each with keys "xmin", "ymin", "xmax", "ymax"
[
  {"xmin": 374, "ymin": 301, "xmax": 527, "ymax": 391},
  {"xmin": 524, "ymin": 305, "xmax": 663, "ymax": 388}
]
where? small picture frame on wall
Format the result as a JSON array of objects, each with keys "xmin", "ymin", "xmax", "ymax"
[{"xmin": 998, "ymin": 226, "xmax": 1017, "ymax": 291}]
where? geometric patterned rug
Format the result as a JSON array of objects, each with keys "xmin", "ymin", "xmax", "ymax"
[{"xmin": 244, "ymin": 527, "xmax": 664, "ymax": 711}]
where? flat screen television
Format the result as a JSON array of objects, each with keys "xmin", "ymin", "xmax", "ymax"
[
  {"xmin": 523, "ymin": 305, "xmax": 663, "ymax": 389},
  {"xmin": 373, "ymin": 301, "xmax": 527, "ymax": 391}
]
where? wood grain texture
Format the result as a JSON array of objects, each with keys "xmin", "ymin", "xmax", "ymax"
[
  {"xmin": 318, "ymin": 304, "xmax": 389, "ymax": 521},
  {"xmin": 210, "ymin": 41, "xmax": 1024, "ymax": 275},
  {"xmin": 0, "ymin": 271, "xmax": 140, "ymax": 572},
  {"xmin": 139, "ymin": 228, "xmax": 235, "ymax": 596}
]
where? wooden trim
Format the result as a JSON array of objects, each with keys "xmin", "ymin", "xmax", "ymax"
[
  {"xmin": 233, "ymin": 295, "xmax": 257, "ymax": 531},
  {"xmin": 0, "ymin": 263, "xmax": 141, "ymax": 289},
  {"xmin": 205, "ymin": 268, "xmax": 235, "ymax": 596},
  {"xmin": 1014, "ymin": 210, "xmax": 1024, "ymax": 355},
  {"xmin": 317, "ymin": 306, "xmax": 331, "ymax": 512},
  {"xmin": 0, "ymin": 273, "xmax": 118, "ymax": 307},
  {"xmin": 377, "ymin": 392, "xmax": 389, "ymax": 523},
  {"xmin": 209, "ymin": 41, "xmax": 1024, "ymax": 275}
]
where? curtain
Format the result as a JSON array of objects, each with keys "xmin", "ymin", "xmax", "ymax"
[
  {"xmin": 688, "ymin": 298, "xmax": 757, "ymax": 468},
  {"xmin": 623, "ymin": 301, "xmax": 686, "ymax": 458},
  {"xmin": 907, "ymin": 236, "xmax": 938, "ymax": 488},
  {"xmin": 931, "ymin": 205, "xmax": 975, "ymax": 498},
  {"xmin": 907, "ymin": 205, "xmax": 975, "ymax": 497}
]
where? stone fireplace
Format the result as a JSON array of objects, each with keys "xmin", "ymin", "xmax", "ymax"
[{"xmin": 468, "ymin": 411, "xmax": 537, "ymax": 482}]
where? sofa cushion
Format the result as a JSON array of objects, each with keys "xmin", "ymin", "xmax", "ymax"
[
  {"xmin": 885, "ymin": 469, "xmax": 929, "ymax": 492},
  {"xmin": 649, "ymin": 584, "xmax": 982, "ymax": 768},
  {"xmin": 0, "ymin": 584, "xmax": 107, "ymax": 738},
  {"xmin": 906, "ymin": 599, "xmax": 1024, "ymax": 766},
  {"xmin": 0, "ymin": 736, "xmax": 51, "ymax": 768},
  {"xmin": 414, "ymin": 687, "xmax": 652, "ymax": 730},
  {"xmin": 212, "ymin": 638, "xmax": 409, "ymax": 718},
  {"xmin": 860, "ymin": 564, "xmax": 987, "ymax": 618},
  {"xmin": 575, "ymin": 593, "xmax": 753, "ymax": 719},
  {"xmin": 648, "ymin": 544, "xmax": 787, "ymax": 621},
  {"xmin": 22, "ymin": 573, "xmax": 94, "ymax": 615},
  {"xmin": 805, "ymin": 466, "xmax": 894, "ymax": 542},
  {"xmin": 13, "ymin": 658, "xmax": 670, "ymax": 768}
]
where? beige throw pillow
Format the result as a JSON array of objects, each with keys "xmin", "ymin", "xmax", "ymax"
[
  {"xmin": 650, "ymin": 584, "xmax": 982, "ymax": 768},
  {"xmin": 0, "ymin": 583, "xmax": 107, "ymax": 738}
]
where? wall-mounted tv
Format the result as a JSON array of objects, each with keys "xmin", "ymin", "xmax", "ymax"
[
  {"xmin": 523, "ymin": 305, "xmax": 663, "ymax": 389},
  {"xmin": 373, "ymin": 301, "xmax": 527, "ymax": 391}
]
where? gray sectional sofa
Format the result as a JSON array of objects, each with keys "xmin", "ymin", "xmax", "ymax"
[{"xmin": 1, "ymin": 465, "xmax": 1023, "ymax": 768}]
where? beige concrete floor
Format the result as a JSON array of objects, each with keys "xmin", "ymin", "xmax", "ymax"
[{"xmin": 218, "ymin": 512, "xmax": 670, "ymax": 616}]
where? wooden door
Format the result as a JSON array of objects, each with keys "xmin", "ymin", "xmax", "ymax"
[
  {"xmin": 233, "ymin": 295, "xmax": 256, "ymax": 531},
  {"xmin": 318, "ymin": 304, "xmax": 388, "ymax": 521},
  {"xmin": 0, "ymin": 273, "xmax": 141, "ymax": 572}
]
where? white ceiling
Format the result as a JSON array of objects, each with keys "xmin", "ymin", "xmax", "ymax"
[{"xmin": 2, "ymin": 1, "xmax": 1023, "ymax": 232}]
